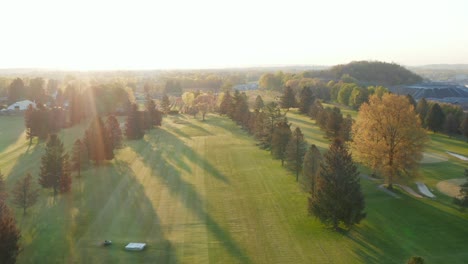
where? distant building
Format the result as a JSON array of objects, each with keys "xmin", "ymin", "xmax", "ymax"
[
  {"xmin": 233, "ymin": 83, "xmax": 258, "ymax": 91},
  {"xmin": 6, "ymin": 100, "xmax": 36, "ymax": 111}
]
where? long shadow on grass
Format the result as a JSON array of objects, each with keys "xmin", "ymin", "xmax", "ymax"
[
  {"xmin": 146, "ymin": 129, "xmax": 229, "ymax": 184},
  {"xmin": 75, "ymin": 160, "xmax": 177, "ymax": 263},
  {"xmin": 347, "ymin": 192, "xmax": 468, "ymax": 263},
  {"xmin": 128, "ymin": 131, "xmax": 252, "ymax": 264}
]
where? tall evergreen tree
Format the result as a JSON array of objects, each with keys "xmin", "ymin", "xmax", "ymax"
[
  {"xmin": 425, "ymin": 103, "xmax": 445, "ymax": 132},
  {"xmin": 254, "ymin": 95, "xmax": 264, "ymax": 111},
  {"xmin": 285, "ymin": 127, "xmax": 308, "ymax": 181},
  {"xmin": 309, "ymin": 99, "xmax": 324, "ymax": 120},
  {"xmin": 7, "ymin": 77, "xmax": 25, "ymax": 104},
  {"xmin": 12, "ymin": 173, "xmax": 39, "ymax": 215},
  {"xmin": 309, "ymin": 139, "xmax": 366, "ymax": 230},
  {"xmin": 233, "ymin": 91, "xmax": 250, "ymax": 127},
  {"xmin": 0, "ymin": 201, "xmax": 20, "ymax": 264},
  {"xmin": 24, "ymin": 104, "xmax": 34, "ymax": 145},
  {"xmin": 339, "ymin": 114, "xmax": 354, "ymax": 141},
  {"xmin": 325, "ymin": 107, "xmax": 343, "ymax": 138},
  {"xmin": 85, "ymin": 116, "xmax": 114, "ymax": 164},
  {"xmin": 106, "ymin": 115, "xmax": 122, "ymax": 149},
  {"xmin": 271, "ymin": 119, "xmax": 292, "ymax": 166},
  {"xmin": 145, "ymin": 93, "xmax": 157, "ymax": 127},
  {"xmin": 160, "ymin": 94, "xmax": 171, "ymax": 114},
  {"xmin": 38, "ymin": 134, "xmax": 71, "ymax": 197},
  {"xmin": 259, "ymin": 102, "xmax": 283, "ymax": 149},
  {"xmin": 416, "ymin": 98, "xmax": 429, "ymax": 126},
  {"xmin": 125, "ymin": 104, "xmax": 145, "ymax": 140},
  {"xmin": 219, "ymin": 91, "xmax": 234, "ymax": 116},
  {"xmin": 71, "ymin": 139, "xmax": 88, "ymax": 177},
  {"xmin": 443, "ymin": 113, "xmax": 459, "ymax": 135},
  {"xmin": 60, "ymin": 155, "xmax": 72, "ymax": 193},
  {"xmin": 298, "ymin": 87, "xmax": 314, "ymax": 114},
  {"xmin": 459, "ymin": 115, "xmax": 468, "ymax": 141},
  {"xmin": 302, "ymin": 144, "xmax": 322, "ymax": 192},
  {"xmin": 406, "ymin": 94, "xmax": 417, "ymax": 109},
  {"xmin": 280, "ymin": 86, "xmax": 296, "ymax": 109}
]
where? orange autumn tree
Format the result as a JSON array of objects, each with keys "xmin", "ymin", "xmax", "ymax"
[{"xmin": 351, "ymin": 94, "xmax": 428, "ymax": 189}]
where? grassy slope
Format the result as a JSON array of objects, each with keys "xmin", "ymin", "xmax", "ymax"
[{"xmin": 0, "ymin": 112, "xmax": 467, "ymax": 263}]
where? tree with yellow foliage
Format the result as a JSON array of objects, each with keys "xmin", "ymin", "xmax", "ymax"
[{"xmin": 351, "ymin": 94, "xmax": 428, "ymax": 189}]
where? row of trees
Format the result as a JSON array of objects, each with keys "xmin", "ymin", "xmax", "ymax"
[
  {"xmin": 219, "ymin": 91, "xmax": 366, "ymax": 229},
  {"xmin": 415, "ymin": 98, "xmax": 468, "ymax": 137}
]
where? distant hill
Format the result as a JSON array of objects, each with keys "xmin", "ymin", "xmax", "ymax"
[{"xmin": 303, "ymin": 61, "xmax": 423, "ymax": 86}]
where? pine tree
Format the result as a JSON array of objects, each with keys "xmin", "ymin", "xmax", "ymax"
[
  {"xmin": 298, "ymin": 87, "xmax": 314, "ymax": 114},
  {"xmin": 219, "ymin": 91, "xmax": 234, "ymax": 116},
  {"xmin": 325, "ymin": 107, "xmax": 343, "ymax": 138},
  {"xmin": 425, "ymin": 103, "xmax": 445, "ymax": 132},
  {"xmin": 38, "ymin": 134, "xmax": 71, "ymax": 197},
  {"xmin": 60, "ymin": 155, "xmax": 72, "ymax": 193},
  {"xmin": 106, "ymin": 115, "xmax": 122, "ymax": 149},
  {"xmin": 271, "ymin": 119, "xmax": 292, "ymax": 166},
  {"xmin": 12, "ymin": 173, "xmax": 39, "ymax": 215},
  {"xmin": 161, "ymin": 94, "xmax": 171, "ymax": 114},
  {"xmin": 125, "ymin": 104, "xmax": 144, "ymax": 140},
  {"xmin": 443, "ymin": 113, "xmax": 459, "ymax": 135},
  {"xmin": 339, "ymin": 114, "xmax": 354, "ymax": 141},
  {"xmin": 0, "ymin": 201, "xmax": 20, "ymax": 264},
  {"xmin": 233, "ymin": 92, "xmax": 250, "ymax": 127},
  {"xmin": 71, "ymin": 139, "xmax": 88, "ymax": 177},
  {"xmin": 309, "ymin": 99, "xmax": 324, "ymax": 120},
  {"xmin": 145, "ymin": 93, "xmax": 157, "ymax": 128},
  {"xmin": 24, "ymin": 104, "xmax": 34, "ymax": 145},
  {"xmin": 460, "ymin": 115, "xmax": 468, "ymax": 142},
  {"xmin": 254, "ymin": 95, "xmax": 264, "ymax": 111},
  {"xmin": 280, "ymin": 86, "xmax": 296, "ymax": 109},
  {"xmin": 85, "ymin": 116, "xmax": 114, "ymax": 164},
  {"xmin": 0, "ymin": 171, "xmax": 7, "ymax": 202},
  {"xmin": 416, "ymin": 98, "xmax": 429, "ymax": 126},
  {"xmin": 302, "ymin": 144, "xmax": 322, "ymax": 192},
  {"xmin": 309, "ymin": 139, "xmax": 366, "ymax": 230},
  {"xmin": 285, "ymin": 127, "xmax": 308, "ymax": 181},
  {"xmin": 406, "ymin": 94, "xmax": 417, "ymax": 109}
]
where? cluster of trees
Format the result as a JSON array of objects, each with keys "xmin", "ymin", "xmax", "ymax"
[
  {"xmin": 415, "ymin": 98, "xmax": 468, "ymax": 138},
  {"xmin": 328, "ymin": 81, "xmax": 388, "ymax": 109},
  {"xmin": 24, "ymin": 105, "xmax": 67, "ymax": 142},
  {"xmin": 219, "ymin": 90, "xmax": 366, "ymax": 229},
  {"xmin": 303, "ymin": 61, "xmax": 423, "ymax": 86},
  {"xmin": 180, "ymin": 91, "xmax": 216, "ymax": 120}
]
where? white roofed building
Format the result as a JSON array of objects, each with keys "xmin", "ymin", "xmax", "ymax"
[{"xmin": 6, "ymin": 100, "xmax": 36, "ymax": 111}]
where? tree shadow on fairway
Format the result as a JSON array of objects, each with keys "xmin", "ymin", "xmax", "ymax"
[
  {"xmin": 128, "ymin": 132, "xmax": 252, "ymax": 263},
  {"xmin": 3, "ymin": 142, "xmax": 42, "ymax": 184},
  {"xmin": 17, "ymin": 158, "xmax": 178, "ymax": 264},
  {"xmin": 145, "ymin": 129, "xmax": 230, "ymax": 184},
  {"xmin": 346, "ymin": 194, "xmax": 468, "ymax": 264}
]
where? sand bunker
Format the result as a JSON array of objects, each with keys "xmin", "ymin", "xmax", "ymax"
[
  {"xmin": 446, "ymin": 151, "xmax": 468, "ymax": 161},
  {"xmin": 416, "ymin": 182, "xmax": 436, "ymax": 198},
  {"xmin": 436, "ymin": 178, "xmax": 466, "ymax": 198}
]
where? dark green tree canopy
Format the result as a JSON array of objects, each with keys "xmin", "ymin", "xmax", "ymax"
[
  {"xmin": 298, "ymin": 86, "xmax": 314, "ymax": 114},
  {"xmin": 285, "ymin": 127, "xmax": 308, "ymax": 181},
  {"xmin": 309, "ymin": 139, "xmax": 365, "ymax": 230},
  {"xmin": 271, "ymin": 119, "xmax": 292, "ymax": 166},
  {"xmin": 280, "ymin": 86, "xmax": 296, "ymax": 109},
  {"xmin": 425, "ymin": 103, "xmax": 445, "ymax": 132}
]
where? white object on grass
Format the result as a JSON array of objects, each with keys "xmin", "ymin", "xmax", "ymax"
[
  {"xmin": 125, "ymin": 243, "xmax": 146, "ymax": 251},
  {"xmin": 416, "ymin": 182, "xmax": 436, "ymax": 198}
]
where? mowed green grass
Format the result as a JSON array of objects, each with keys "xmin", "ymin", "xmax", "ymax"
[{"xmin": 0, "ymin": 112, "xmax": 467, "ymax": 263}]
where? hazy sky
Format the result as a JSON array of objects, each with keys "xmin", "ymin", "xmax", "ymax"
[{"xmin": 0, "ymin": 0, "xmax": 467, "ymax": 70}]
